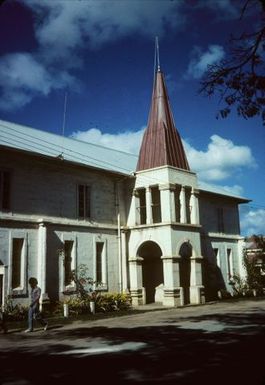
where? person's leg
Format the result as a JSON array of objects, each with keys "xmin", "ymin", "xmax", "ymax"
[
  {"xmin": 25, "ymin": 307, "xmax": 34, "ymax": 332},
  {"xmin": 35, "ymin": 307, "xmax": 48, "ymax": 330}
]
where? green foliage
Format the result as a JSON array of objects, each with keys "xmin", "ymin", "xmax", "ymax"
[
  {"xmin": 96, "ymin": 292, "xmax": 132, "ymax": 313},
  {"xmin": 70, "ymin": 263, "xmax": 96, "ymax": 299},
  {"xmin": 3, "ymin": 296, "xmax": 28, "ymax": 321},
  {"xmin": 64, "ymin": 292, "xmax": 132, "ymax": 315},
  {"xmin": 200, "ymin": 0, "xmax": 265, "ymax": 125},
  {"xmin": 62, "ymin": 264, "xmax": 132, "ymax": 315},
  {"xmin": 228, "ymin": 274, "xmax": 249, "ymax": 297},
  {"xmin": 64, "ymin": 296, "xmax": 91, "ymax": 315},
  {"xmin": 229, "ymin": 246, "xmax": 265, "ymax": 297},
  {"xmin": 243, "ymin": 251, "xmax": 265, "ymax": 292},
  {"xmin": 43, "ymin": 300, "xmax": 64, "ymax": 317}
]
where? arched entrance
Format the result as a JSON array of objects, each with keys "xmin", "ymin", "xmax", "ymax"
[
  {"xmin": 137, "ymin": 241, "xmax": 163, "ymax": 304},
  {"xmin": 179, "ymin": 242, "xmax": 192, "ymax": 305}
]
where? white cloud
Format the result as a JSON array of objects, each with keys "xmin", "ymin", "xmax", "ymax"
[
  {"xmin": 183, "ymin": 135, "xmax": 256, "ymax": 182},
  {"xmin": 71, "ymin": 127, "xmax": 145, "ymax": 155},
  {"xmin": 240, "ymin": 209, "xmax": 265, "ymax": 236},
  {"xmin": 186, "ymin": 45, "xmax": 225, "ymax": 79},
  {"xmin": 1, "ymin": 0, "xmax": 184, "ymax": 111},
  {"xmin": 0, "ymin": 0, "xmax": 239, "ymax": 110},
  {"xmin": 72, "ymin": 126, "xmax": 262, "ymax": 237},
  {"xmin": 71, "ymin": 128, "xmax": 256, "ymax": 196},
  {"xmin": 0, "ymin": 53, "xmax": 76, "ymax": 111},
  {"xmin": 25, "ymin": 0, "xmax": 184, "ymax": 54}
]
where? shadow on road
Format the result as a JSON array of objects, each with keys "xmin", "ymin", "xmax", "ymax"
[{"xmin": 1, "ymin": 311, "xmax": 265, "ymax": 385}]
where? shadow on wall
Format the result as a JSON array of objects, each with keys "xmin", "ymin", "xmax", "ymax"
[
  {"xmin": 202, "ymin": 236, "xmax": 226, "ymax": 301},
  {"xmin": 179, "ymin": 242, "xmax": 192, "ymax": 305},
  {"xmin": 46, "ymin": 230, "xmax": 64, "ymax": 302}
]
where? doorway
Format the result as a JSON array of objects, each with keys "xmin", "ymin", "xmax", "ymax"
[{"xmin": 137, "ymin": 241, "xmax": 163, "ymax": 304}]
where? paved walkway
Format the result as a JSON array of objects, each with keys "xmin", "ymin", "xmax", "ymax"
[{"xmin": 1, "ymin": 298, "xmax": 265, "ymax": 384}]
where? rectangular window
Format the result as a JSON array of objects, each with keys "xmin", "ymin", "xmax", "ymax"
[
  {"xmin": 174, "ymin": 185, "xmax": 181, "ymax": 222},
  {"xmin": 64, "ymin": 241, "xmax": 74, "ymax": 286},
  {"xmin": 217, "ymin": 208, "xmax": 224, "ymax": 233},
  {"xmin": 227, "ymin": 248, "xmax": 233, "ymax": 278},
  {"xmin": 78, "ymin": 185, "xmax": 91, "ymax": 219},
  {"xmin": 137, "ymin": 189, "xmax": 146, "ymax": 225},
  {"xmin": 96, "ymin": 242, "xmax": 104, "ymax": 284},
  {"xmin": 0, "ymin": 171, "xmax": 10, "ymax": 210},
  {"xmin": 185, "ymin": 188, "xmax": 191, "ymax": 224},
  {"xmin": 151, "ymin": 186, "xmax": 161, "ymax": 223},
  {"xmin": 12, "ymin": 238, "xmax": 23, "ymax": 289}
]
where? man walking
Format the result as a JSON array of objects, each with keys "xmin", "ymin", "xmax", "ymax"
[{"xmin": 25, "ymin": 277, "xmax": 48, "ymax": 333}]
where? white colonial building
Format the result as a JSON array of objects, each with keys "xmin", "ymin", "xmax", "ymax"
[{"xmin": 0, "ymin": 64, "xmax": 249, "ymax": 309}]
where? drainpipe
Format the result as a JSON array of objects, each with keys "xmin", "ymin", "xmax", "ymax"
[
  {"xmin": 117, "ymin": 211, "xmax": 122, "ymax": 293},
  {"xmin": 114, "ymin": 179, "xmax": 123, "ymax": 293},
  {"xmin": 115, "ymin": 173, "xmax": 135, "ymax": 293}
]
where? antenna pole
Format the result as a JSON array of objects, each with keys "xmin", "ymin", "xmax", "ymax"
[
  {"xmin": 62, "ymin": 92, "xmax": 68, "ymax": 138},
  {"xmin": 156, "ymin": 36, "xmax": 160, "ymax": 71},
  {"xmin": 153, "ymin": 37, "xmax": 157, "ymax": 84},
  {"xmin": 59, "ymin": 92, "xmax": 68, "ymax": 159}
]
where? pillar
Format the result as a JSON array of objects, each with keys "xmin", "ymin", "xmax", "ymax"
[
  {"xmin": 145, "ymin": 187, "xmax": 152, "ymax": 224},
  {"xmin": 37, "ymin": 222, "xmax": 49, "ymax": 307},
  {"xmin": 129, "ymin": 256, "xmax": 144, "ymax": 306},
  {"xmin": 189, "ymin": 256, "xmax": 205, "ymax": 304},
  {"xmin": 128, "ymin": 191, "xmax": 138, "ymax": 226},
  {"xmin": 180, "ymin": 186, "xmax": 187, "ymax": 223},
  {"xmin": 160, "ymin": 184, "xmax": 176, "ymax": 222},
  {"xmin": 162, "ymin": 255, "xmax": 184, "ymax": 307},
  {"xmin": 121, "ymin": 231, "xmax": 128, "ymax": 291},
  {"xmin": 190, "ymin": 188, "xmax": 199, "ymax": 224}
]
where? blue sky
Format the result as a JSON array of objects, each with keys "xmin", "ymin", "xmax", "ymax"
[{"xmin": 0, "ymin": 0, "xmax": 264, "ymax": 236}]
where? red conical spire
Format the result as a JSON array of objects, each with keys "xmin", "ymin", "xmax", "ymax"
[{"xmin": 136, "ymin": 68, "xmax": 190, "ymax": 172}]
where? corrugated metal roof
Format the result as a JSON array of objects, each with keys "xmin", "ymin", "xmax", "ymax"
[
  {"xmin": 136, "ymin": 70, "xmax": 190, "ymax": 171},
  {"xmin": 198, "ymin": 181, "xmax": 250, "ymax": 202},
  {"xmin": 0, "ymin": 119, "xmax": 250, "ymax": 202},
  {"xmin": 0, "ymin": 119, "xmax": 137, "ymax": 175}
]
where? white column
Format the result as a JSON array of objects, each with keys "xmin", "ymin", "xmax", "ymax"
[
  {"xmin": 145, "ymin": 187, "xmax": 152, "ymax": 224},
  {"xmin": 189, "ymin": 256, "xmax": 205, "ymax": 304},
  {"xmin": 190, "ymin": 188, "xmax": 199, "ymax": 224},
  {"xmin": 160, "ymin": 184, "xmax": 176, "ymax": 222},
  {"xmin": 38, "ymin": 222, "xmax": 49, "ymax": 302},
  {"xmin": 121, "ymin": 231, "xmax": 128, "ymax": 291},
  {"xmin": 117, "ymin": 213, "xmax": 122, "ymax": 293},
  {"xmin": 180, "ymin": 186, "xmax": 187, "ymax": 223},
  {"xmin": 129, "ymin": 256, "xmax": 144, "ymax": 306},
  {"xmin": 127, "ymin": 192, "xmax": 138, "ymax": 226},
  {"xmin": 162, "ymin": 255, "xmax": 184, "ymax": 307}
]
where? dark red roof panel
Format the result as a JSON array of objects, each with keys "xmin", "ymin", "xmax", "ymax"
[{"xmin": 136, "ymin": 70, "xmax": 190, "ymax": 172}]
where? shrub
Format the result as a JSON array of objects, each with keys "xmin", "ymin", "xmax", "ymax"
[
  {"xmin": 96, "ymin": 292, "xmax": 132, "ymax": 313},
  {"xmin": 3, "ymin": 296, "xmax": 28, "ymax": 322},
  {"xmin": 64, "ymin": 296, "xmax": 91, "ymax": 315},
  {"xmin": 63, "ymin": 292, "xmax": 132, "ymax": 315}
]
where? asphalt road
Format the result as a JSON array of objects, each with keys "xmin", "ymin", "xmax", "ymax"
[{"xmin": 1, "ymin": 298, "xmax": 265, "ymax": 385}]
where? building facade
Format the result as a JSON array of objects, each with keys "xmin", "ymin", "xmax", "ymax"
[{"xmin": 0, "ymin": 66, "xmax": 249, "ymax": 309}]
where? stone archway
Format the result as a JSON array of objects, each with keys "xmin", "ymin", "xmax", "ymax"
[
  {"xmin": 179, "ymin": 242, "xmax": 192, "ymax": 305},
  {"xmin": 137, "ymin": 241, "xmax": 163, "ymax": 304}
]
